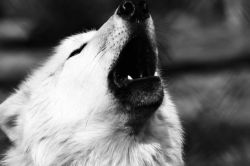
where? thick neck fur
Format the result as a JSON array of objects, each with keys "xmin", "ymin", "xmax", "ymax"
[
  {"xmin": 2, "ymin": 87, "xmax": 183, "ymax": 166},
  {"xmin": 4, "ymin": 115, "xmax": 183, "ymax": 166}
]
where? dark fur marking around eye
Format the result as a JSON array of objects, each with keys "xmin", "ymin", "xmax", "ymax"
[
  {"xmin": 67, "ymin": 43, "xmax": 87, "ymax": 59},
  {"xmin": 5, "ymin": 115, "xmax": 18, "ymax": 128}
]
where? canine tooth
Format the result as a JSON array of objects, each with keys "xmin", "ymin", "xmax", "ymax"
[
  {"xmin": 154, "ymin": 72, "xmax": 159, "ymax": 76},
  {"xmin": 128, "ymin": 75, "xmax": 133, "ymax": 80}
]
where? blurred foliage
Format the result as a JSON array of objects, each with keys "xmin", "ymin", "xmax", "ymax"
[
  {"xmin": 1, "ymin": 0, "xmax": 243, "ymax": 45},
  {"xmin": 1, "ymin": 0, "xmax": 117, "ymax": 45}
]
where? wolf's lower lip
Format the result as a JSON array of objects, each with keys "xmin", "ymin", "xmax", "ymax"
[
  {"xmin": 110, "ymin": 75, "xmax": 164, "ymax": 108},
  {"xmin": 120, "ymin": 76, "xmax": 163, "ymax": 107}
]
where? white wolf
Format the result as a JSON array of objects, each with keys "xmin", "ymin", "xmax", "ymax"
[{"xmin": 0, "ymin": 1, "xmax": 183, "ymax": 166}]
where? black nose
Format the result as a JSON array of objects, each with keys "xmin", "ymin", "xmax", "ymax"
[{"xmin": 117, "ymin": 0, "xmax": 150, "ymax": 22}]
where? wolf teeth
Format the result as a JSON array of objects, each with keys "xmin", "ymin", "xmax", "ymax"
[
  {"xmin": 154, "ymin": 72, "xmax": 158, "ymax": 76},
  {"xmin": 128, "ymin": 75, "xmax": 133, "ymax": 80}
]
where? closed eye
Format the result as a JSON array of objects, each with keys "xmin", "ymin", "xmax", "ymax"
[{"xmin": 67, "ymin": 43, "xmax": 87, "ymax": 59}]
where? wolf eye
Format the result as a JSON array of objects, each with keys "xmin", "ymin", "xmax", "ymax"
[{"xmin": 67, "ymin": 43, "xmax": 87, "ymax": 59}]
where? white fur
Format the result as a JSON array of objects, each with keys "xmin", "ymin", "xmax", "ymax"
[{"xmin": 0, "ymin": 14, "xmax": 183, "ymax": 166}]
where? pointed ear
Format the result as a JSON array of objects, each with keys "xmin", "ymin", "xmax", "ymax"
[{"xmin": 0, "ymin": 90, "xmax": 29, "ymax": 142}]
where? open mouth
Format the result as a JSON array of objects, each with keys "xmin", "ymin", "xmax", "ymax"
[
  {"xmin": 108, "ymin": 34, "xmax": 164, "ymax": 114},
  {"xmin": 112, "ymin": 36, "xmax": 157, "ymax": 89}
]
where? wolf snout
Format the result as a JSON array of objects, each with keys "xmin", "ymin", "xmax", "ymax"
[{"xmin": 117, "ymin": 0, "xmax": 150, "ymax": 23}]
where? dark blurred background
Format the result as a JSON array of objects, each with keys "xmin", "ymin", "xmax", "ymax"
[{"xmin": 1, "ymin": 0, "xmax": 250, "ymax": 165}]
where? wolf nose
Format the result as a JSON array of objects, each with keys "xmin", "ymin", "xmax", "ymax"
[{"xmin": 117, "ymin": 0, "xmax": 150, "ymax": 22}]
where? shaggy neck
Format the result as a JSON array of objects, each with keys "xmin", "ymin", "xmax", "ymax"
[{"xmin": 66, "ymin": 136, "xmax": 166, "ymax": 166}]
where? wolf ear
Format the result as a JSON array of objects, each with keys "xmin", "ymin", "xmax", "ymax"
[{"xmin": 0, "ymin": 90, "xmax": 29, "ymax": 142}]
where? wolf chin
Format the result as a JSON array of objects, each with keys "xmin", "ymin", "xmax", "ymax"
[{"xmin": 0, "ymin": 1, "xmax": 183, "ymax": 166}]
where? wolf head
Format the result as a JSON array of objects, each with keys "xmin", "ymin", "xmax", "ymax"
[{"xmin": 0, "ymin": 1, "xmax": 183, "ymax": 166}]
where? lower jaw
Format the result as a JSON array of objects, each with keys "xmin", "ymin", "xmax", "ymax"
[
  {"xmin": 109, "ymin": 74, "xmax": 164, "ymax": 135},
  {"xmin": 110, "ymin": 76, "xmax": 164, "ymax": 106}
]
